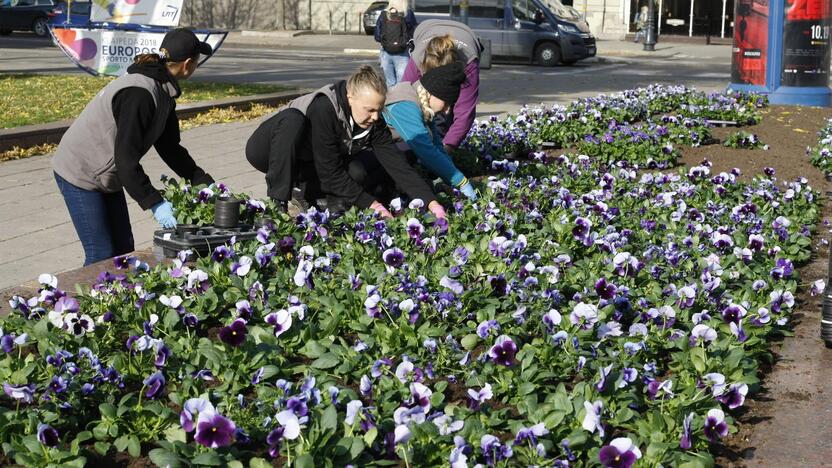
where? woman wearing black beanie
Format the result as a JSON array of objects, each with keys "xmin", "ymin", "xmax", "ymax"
[{"xmin": 382, "ymin": 61, "xmax": 478, "ymax": 200}]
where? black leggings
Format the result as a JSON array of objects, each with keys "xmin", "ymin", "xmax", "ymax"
[
  {"xmin": 246, "ymin": 109, "xmax": 390, "ymax": 203},
  {"xmin": 246, "ymin": 109, "xmax": 311, "ymax": 201}
]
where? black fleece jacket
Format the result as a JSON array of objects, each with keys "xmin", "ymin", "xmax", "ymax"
[
  {"xmin": 305, "ymin": 80, "xmax": 436, "ymax": 208},
  {"xmin": 111, "ymin": 62, "xmax": 214, "ymax": 210}
]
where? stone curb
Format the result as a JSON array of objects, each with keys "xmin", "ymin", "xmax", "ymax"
[
  {"xmin": 0, "ymin": 89, "xmax": 310, "ymax": 153},
  {"xmin": 343, "ymin": 48, "xmax": 380, "ymax": 56},
  {"xmin": 239, "ymin": 30, "xmax": 312, "ymax": 38}
]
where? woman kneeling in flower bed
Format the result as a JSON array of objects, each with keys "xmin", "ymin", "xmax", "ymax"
[
  {"xmin": 384, "ymin": 61, "xmax": 479, "ymax": 200},
  {"xmin": 245, "ymin": 66, "xmax": 446, "ymax": 219}
]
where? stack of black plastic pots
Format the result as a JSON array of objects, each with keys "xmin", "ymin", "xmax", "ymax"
[{"xmin": 214, "ymin": 197, "xmax": 241, "ymax": 229}]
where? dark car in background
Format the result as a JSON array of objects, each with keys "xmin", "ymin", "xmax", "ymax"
[
  {"xmin": 363, "ymin": 1, "xmax": 388, "ymax": 35},
  {"xmin": 50, "ymin": 1, "xmax": 91, "ymax": 26},
  {"xmin": 0, "ymin": 0, "xmax": 61, "ymax": 37}
]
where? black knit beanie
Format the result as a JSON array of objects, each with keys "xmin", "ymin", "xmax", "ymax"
[{"xmin": 420, "ymin": 61, "xmax": 466, "ymax": 104}]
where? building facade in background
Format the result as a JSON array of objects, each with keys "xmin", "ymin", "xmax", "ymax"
[{"xmin": 180, "ymin": 0, "xmax": 735, "ymax": 39}]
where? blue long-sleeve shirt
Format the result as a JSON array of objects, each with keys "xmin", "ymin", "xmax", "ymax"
[
  {"xmin": 383, "ymin": 101, "xmax": 466, "ymax": 187},
  {"xmin": 374, "ymin": 9, "xmax": 418, "ymax": 46}
]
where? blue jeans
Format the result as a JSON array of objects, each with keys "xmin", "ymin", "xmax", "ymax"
[
  {"xmin": 379, "ymin": 49, "xmax": 409, "ymax": 87},
  {"xmin": 54, "ymin": 172, "xmax": 135, "ymax": 266}
]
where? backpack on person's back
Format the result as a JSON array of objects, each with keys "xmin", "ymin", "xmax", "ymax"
[{"xmin": 380, "ymin": 9, "xmax": 408, "ymax": 54}]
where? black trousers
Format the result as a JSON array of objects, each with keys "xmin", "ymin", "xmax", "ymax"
[{"xmin": 246, "ymin": 109, "xmax": 390, "ymax": 204}]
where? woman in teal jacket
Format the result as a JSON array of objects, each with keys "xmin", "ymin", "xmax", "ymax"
[{"xmin": 382, "ymin": 61, "xmax": 478, "ymax": 200}]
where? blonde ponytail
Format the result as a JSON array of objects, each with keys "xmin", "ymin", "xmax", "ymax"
[
  {"xmin": 422, "ymin": 34, "xmax": 460, "ymax": 72},
  {"xmin": 347, "ymin": 65, "xmax": 387, "ymax": 97},
  {"xmin": 415, "ymin": 83, "xmax": 435, "ymax": 122}
]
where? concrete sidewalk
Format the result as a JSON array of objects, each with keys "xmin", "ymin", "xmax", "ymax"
[{"xmin": 0, "ymin": 120, "xmax": 266, "ymax": 291}]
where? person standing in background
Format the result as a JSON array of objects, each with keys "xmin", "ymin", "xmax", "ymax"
[
  {"xmin": 634, "ymin": 4, "xmax": 649, "ymax": 42},
  {"xmin": 375, "ymin": 0, "xmax": 417, "ymax": 87}
]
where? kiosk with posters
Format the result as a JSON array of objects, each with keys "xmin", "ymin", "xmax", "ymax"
[
  {"xmin": 48, "ymin": 0, "xmax": 226, "ymax": 77},
  {"xmin": 729, "ymin": 0, "xmax": 831, "ymax": 106}
]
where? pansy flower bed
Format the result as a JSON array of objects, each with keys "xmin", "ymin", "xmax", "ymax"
[
  {"xmin": 722, "ymin": 131, "xmax": 768, "ymax": 150},
  {"xmin": 460, "ymin": 85, "xmax": 766, "ymax": 166},
  {"xmin": 808, "ymin": 117, "xmax": 832, "ymax": 175},
  {"xmin": 0, "ymin": 86, "xmax": 822, "ymax": 467}
]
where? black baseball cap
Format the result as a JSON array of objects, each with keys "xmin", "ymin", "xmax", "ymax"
[{"xmin": 160, "ymin": 28, "xmax": 213, "ymax": 61}]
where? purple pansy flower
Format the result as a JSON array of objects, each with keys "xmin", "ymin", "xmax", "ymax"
[
  {"xmin": 595, "ymin": 277, "xmax": 617, "ymax": 300},
  {"xmin": 4, "ymin": 383, "xmax": 35, "ymax": 403},
  {"xmin": 570, "ymin": 302, "xmax": 599, "ymax": 329},
  {"xmin": 37, "ymin": 423, "xmax": 60, "ymax": 447},
  {"xmin": 488, "ymin": 335, "xmax": 517, "ymax": 366},
  {"xmin": 703, "ymin": 408, "xmax": 729, "ymax": 441},
  {"xmin": 514, "ymin": 423, "xmax": 548, "ymax": 445},
  {"xmin": 143, "ymin": 371, "xmax": 165, "ymax": 399},
  {"xmin": 265, "ymin": 310, "xmax": 292, "ymax": 337},
  {"xmin": 721, "ymin": 303, "xmax": 747, "ymax": 324},
  {"xmin": 647, "ymin": 379, "xmax": 674, "ymax": 400},
  {"xmin": 382, "ymin": 248, "xmax": 405, "ymax": 268},
  {"xmin": 481, "ymin": 434, "xmax": 513, "ymax": 465},
  {"xmin": 212, "ymin": 245, "xmax": 233, "ymax": 262},
  {"xmin": 345, "ymin": 400, "xmax": 364, "ymax": 426},
  {"xmin": 618, "ymin": 367, "xmax": 638, "ymax": 388},
  {"xmin": 195, "ymin": 411, "xmax": 236, "ymax": 448},
  {"xmin": 680, "ymin": 412, "xmax": 694, "ymax": 450},
  {"xmin": 440, "ymin": 276, "xmax": 464, "ymax": 295},
  {"xmin": 598, "ymin": 437, "xmax": 642, "ymax": 468},
  {"xmin": 476, "ymin": 319, "xmax": 500, "ymax": 338},
  {"xmin": 410, "ymin": 382, "xmax": 432, "ymax": 411},
  {"xmin": 717, "ymin": 382, "xmax": 748, "ymax": 409},
  {"xmin": 467, "ymin": 383, "xmax": 493, "ymax": 410},
  {"xmin": 690, "ymin": 324, "xmax": 717, "ymax": 346},
  {"xmin": 218, "ymin": 319, "xmax": 248, "ymax": 347}
]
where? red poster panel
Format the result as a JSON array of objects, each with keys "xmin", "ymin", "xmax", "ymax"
[
  {"xmin": 781, "ymin": 0, "xmax": 831, "ymax": 87},
  {"xmin": 732, "ymin": 0, "xmax": 770, "ymax": 85}
]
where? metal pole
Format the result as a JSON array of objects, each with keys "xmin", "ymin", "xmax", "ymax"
[
  {"xmin": 657, "ymin": 0, "xmax": 663, "ymax": 35},
  {"xmin": 688, "ymin": 0, "xmax": 694, "ymax": 36},
  {"xmin": 644, "ymin": 0, "xmax": 657, "ymax": 50},
  {"xmin": 344, "ymin": 12, "xmax": 347, "ymax": 32},
  {"xmin": 66, "ymin": 0, "xmax": 71, "ymax": 24},
  {"xmin": 329, "ymin": 11, "xmax": 332, "ymax": 34},
  {"xmin": 308, "ymin": 0, "xmax": 312, "ymax": 30},
  {"xmin": 720, "ymin": 0, "xmax": 726, "ymax": 38}
]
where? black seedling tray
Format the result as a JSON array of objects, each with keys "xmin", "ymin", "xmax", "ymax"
[{"xmin": 153, "ymin": 224, "xmax": 259, "ymax": 258}]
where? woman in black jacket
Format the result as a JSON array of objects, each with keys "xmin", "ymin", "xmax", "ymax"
[
  {"xmin": 52, "ymin": 28, "xmax": 215, "ymax": 266},
  {"xmin": 246, "ymin": 65, "xmax": 445, "ymax": 219}
]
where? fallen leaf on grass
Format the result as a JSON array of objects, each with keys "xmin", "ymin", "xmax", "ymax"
[{"xmin": 793, "ymin": 128, "xmax": 810, "ymax": 133}]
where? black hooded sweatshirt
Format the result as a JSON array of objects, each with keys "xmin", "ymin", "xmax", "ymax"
[
  {"xmin": 111, "ymin": 62, "xmax": 214, "ymax": 210},
  {"xmin": 303, "ymin": 80, "xmax": 436, "ymax": 208}
]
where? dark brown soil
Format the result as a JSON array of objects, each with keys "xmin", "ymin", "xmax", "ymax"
[
  {"xmin": 683, "ymin": 105, "xmax": 832, "ymax": 467},
  {"xmin": 677, "ymin": 105, "xmax": 832, "ymax": 189}
]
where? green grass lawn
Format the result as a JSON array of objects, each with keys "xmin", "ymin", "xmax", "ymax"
[{"xmin": 0, "ymin": 74, "xmax": 289, "ymax": 129}]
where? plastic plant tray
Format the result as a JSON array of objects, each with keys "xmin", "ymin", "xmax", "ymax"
[{"xmin": 153, "ymin": 224, "xmax": 258, "ymax": 258}]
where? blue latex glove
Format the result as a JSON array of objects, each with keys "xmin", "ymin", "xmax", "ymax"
[
  {"xmin": 151, "ymin": 200, "xmax": 177, "ymax": 229},
  {"xmin": 459, "ymin": 181, "xmax": 478, "ymax": 201}
]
